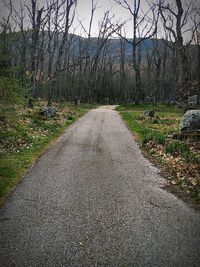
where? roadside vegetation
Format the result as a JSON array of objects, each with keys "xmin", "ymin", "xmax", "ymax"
[
  {"xmin": 0, "ymin": 0, "xmax": 199, "ymax": 206},
  {"xmin": 0, "ymin": 101, "xmax": 96, "ymax": 204},
  {"xmin": 117, "ymin": 104, "xmax": 200, "ymax": 204}
]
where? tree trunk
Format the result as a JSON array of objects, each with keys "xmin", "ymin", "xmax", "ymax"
[
  {"xmin": 135, "ymin": 66, "xmax": 141, "ymax": 104},
  {"xmin": 197, "ymin": 44, "xmax": 200, "ymax": 105}
]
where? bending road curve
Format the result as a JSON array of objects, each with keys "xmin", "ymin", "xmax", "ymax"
[{"xmin": 0, "ymin": 106, "xmax": 200, "ymax": 267}]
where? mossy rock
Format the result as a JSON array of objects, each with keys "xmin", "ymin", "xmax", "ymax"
[
  {"xmin": 180, "ymin": 110, "xmax": 200, "ymax": 133},
  {"xmin": 40, "ymin": 106, "xmax": 56, "ymax": 118}
]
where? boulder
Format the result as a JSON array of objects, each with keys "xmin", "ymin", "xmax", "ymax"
[
  {"xmin": 188, "ymin": 95, "xmax": 198, "ymax": 106},
  {"xmin": 144, "ymin": 110, "xmax": 155, "ymax": 117},
  {"xmin": 40, "ymin": 106, "xmax": 56, "ymax": 118},
  {"xmin": 180, "ymin": 110, "xmax": 200, "ymax": 133}
]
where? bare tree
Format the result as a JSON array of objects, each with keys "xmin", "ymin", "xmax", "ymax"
[
  {"xmin": 197, "ymin": 30, "xmax": 200, "ymax": 106},
  {"xmin": 152, "ymin": 34, "xmax": 162, "ymax": 105},
  {"xmin": 12, "ymin": 3, "xmax": 29, "ymax": 84},
  {"xmin": 191, "ymin": 7, "xmax": 200, "ymax": 105},
  {"xmin": 159, "ymin": 0, "xmax": 199, "ymax": 108},
  {"xmin": 78, "ymin": 6, "xmax": 123, "ymax": 102},
  {"xmin": 25, "ymin": 0, "xmax": 46, "ymax": 102},
  {"xmin": 0, "ymin": 0, "xmax": 13, "ymax": 76},
  {"xmin": 119, "ymin": 34, "xmax": 128, "ymax": 102},
  {"xmin": 46, "ymin": 0, "xmax": 77, "ymax": 106},
  {"xmin": 114, "ymin": 0, "xmax": 159, "ymax": 104}
]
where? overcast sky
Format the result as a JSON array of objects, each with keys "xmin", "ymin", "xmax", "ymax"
[
  {"xmin": 0, "ymin": 0, "xmax": 157, "ymax": 37},
  {"xmin": 75, "ymin": 0, "xmax": 134, "ymax": 36},
  {"xmin": 0, "ymin": 0, "xmax": 197, "ymax": 40}
]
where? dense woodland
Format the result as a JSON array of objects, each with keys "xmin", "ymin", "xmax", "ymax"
[{"xmin": 0, "ymin": 0, "xmax": 200, "ymax": 107}]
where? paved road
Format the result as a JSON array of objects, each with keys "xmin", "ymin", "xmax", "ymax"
[{"xmin": 0, "ymin": 106, "xmax": 200, "ymax": 267}]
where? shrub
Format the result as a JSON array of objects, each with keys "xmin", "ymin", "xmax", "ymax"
[{"xmin": 0, "ymin": 77, "xmax": 26, "ymax": 104}]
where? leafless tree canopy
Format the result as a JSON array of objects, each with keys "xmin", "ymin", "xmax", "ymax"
[{"xmin": 0, "ymin": 0, "xmax": 199, "ymax": 106}]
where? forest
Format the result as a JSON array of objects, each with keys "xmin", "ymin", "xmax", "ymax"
[
  {"xmin": 0, "ymin": 0, "xmax": 200, "ymax": 202},
  {"xmin": 0, "ymin": 0, "xmax": 199, "ymax": 108},
  {"xmin": 1, "ymin": 2, "xmax": 200, "ymax": 264}
]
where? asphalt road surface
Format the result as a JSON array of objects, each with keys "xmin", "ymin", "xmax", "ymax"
[{"xmin": 0, "ymin": 106, "xmax": 200, "ymax": 267}]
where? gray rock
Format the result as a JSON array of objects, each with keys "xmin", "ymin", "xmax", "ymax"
[
  {"xmin": 144, "ymin": 110, "xmax": 155, "ymax": 117},
  {"xmin": 188, "ymin": 95, "xmax": 198, "ymax": 106},
  {"xmin": 180, "ymin": 110, "xmax": 200, "ymax": 133},
  {"xmin": 40, "ymin": 106, "xmax": 56, "ymax": 118}
]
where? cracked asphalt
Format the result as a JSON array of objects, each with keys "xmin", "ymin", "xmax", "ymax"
[{"xmin": 0, "ymin": 106, "xmax": 200, "ymax": 266}]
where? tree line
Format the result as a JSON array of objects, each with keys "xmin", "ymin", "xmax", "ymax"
[{"xmin": 0, "ymin": 0, "xmax": 199, "ymax": 107}]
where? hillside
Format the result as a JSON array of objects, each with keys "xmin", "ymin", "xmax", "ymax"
[{"xmin": 11, "ymin": 31, "xmax": 169, "ymax": 64}]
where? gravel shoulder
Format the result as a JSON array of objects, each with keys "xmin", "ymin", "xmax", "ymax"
[{"xmin": 0, "ymin": 106, "xmax": 200, "ymax": 266}]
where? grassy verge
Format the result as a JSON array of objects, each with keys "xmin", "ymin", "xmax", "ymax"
[
  {"xmin": 116, "ymin": 103, "xmax": 181, "ymax": 113},
  {"xmin": 119, "ymin": 104, "xmax": 200, "ymax": 204},
  {"xmin": 0, "ymin": 102, "xmax": 96, "ymax": 204}
]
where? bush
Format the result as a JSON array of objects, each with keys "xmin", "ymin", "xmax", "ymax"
[{"xmin": 0, "ymin": 77, "xmax": 25, "ymax": 104}]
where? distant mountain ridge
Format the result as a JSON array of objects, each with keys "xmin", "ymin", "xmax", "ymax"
[{"xmin": 9, "ymin": 30, "xmax": 195, "ymax": 68}]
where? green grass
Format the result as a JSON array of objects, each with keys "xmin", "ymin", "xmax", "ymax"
[
  {"xmin": 119, "ymin": 103, "xmax": 200, "ymax": 203},
  {"xmin": 142, "ymin": 132, "xmax": 166, "ymax": 146},
  {"xmin": 165, "ymin": 141, "xmax": 190, "ymax": 155},
  {"xmin": 120, "ymin": 111, "xmax": 168, "ymax": 146},
  {"xmin": 0, "ymin": 103, "xmax": 96, "ymax": 204},
  {"xmin": 183, "ymin": 151, "xmax": 200, "ymax": 164},
  {"xmin": 116, "ymin": 103, "xmax": 183, "ymax": 113}
]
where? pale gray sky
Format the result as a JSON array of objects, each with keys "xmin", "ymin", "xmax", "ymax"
[
  {"xmin": 0, "ymin": 0, "xmax": 198, "ymax": 41},
  {"xmin": 75, "ymin": 0, "xmax": 132, "ymax": 36},
  {"xmin": 0, "ymin": 0, "xmax": 155, "ymax": 37}
]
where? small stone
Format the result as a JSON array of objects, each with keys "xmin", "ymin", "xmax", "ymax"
[
  {"xmin": 40, "ymin": 106, "xmax": 56, "ymax": 118},
  {"xmin": 144, "ymin": 110, "xmax": 155, "ymax": 117}
]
